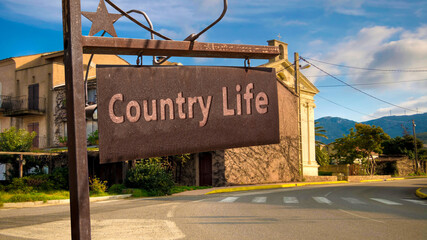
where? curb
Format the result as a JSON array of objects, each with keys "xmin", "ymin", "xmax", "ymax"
[
  {"xmin": 360, "ymin": 178, "xmax": 405, "ymax": 183},
  {"xmin": 415, "ymin": 188, "xmax": 427, "ymax": 199},
  {"xmin": 2, "ymin": 194, "xmax": 132, "ymax": 208},
  {"xmin": 205, "ymin": 181, "xmax": 348, "ymax": 195}
]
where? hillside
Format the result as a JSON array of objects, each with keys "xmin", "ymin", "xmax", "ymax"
[
  {"xmin": 417, "ymin": 132, "xmax": 427, "ymax": 145},
  {"xmin": 315, "ymin": 117, "xmax": 356, "ymax": 144},
  {"xmin": 316, "ymin": 112, "xmax": 427, "ymax": 144}
]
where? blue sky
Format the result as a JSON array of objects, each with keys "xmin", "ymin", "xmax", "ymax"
[{"xmin": 1, "ymin": 0, "xmax": 426, "ymax": 122}]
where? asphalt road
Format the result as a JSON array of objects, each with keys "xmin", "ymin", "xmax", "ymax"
[{"xmin": 0, "ymin": 179, "xmax": 426, "ymax": 240}]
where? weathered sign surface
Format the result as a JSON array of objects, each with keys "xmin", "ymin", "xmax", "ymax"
[{"xmin": 97, "ymin": 66, "xmax": 279, "ymax": 164}]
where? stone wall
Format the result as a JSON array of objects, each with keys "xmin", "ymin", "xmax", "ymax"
[
  {"xmin": 223, "ymin": 136, "xmax": 300, "ymax": 185},
  {"xmin": 212, "ymin": 151, "xmax": 227, "ymax": 187},
  {"xmin": 319, "ymin": 165, "xmax": 350, "ymax": 176},
  {"xmin": 395, "ymin": 157, "xmax": 414, "ymax": 176},
  {"xmin": 304, "ymin": 176, "xmax": 338, "ymax": 182},
  {"xmin": 377, "ymin": 156, "xmax": 414, "ymax": 176},
  {"xmin": 175, "ymin": 156, "xmax": 197, "ymax": 186},
  {"xmin": 53, "ymin": 89, "xmax": 67, "ymax": 146}
]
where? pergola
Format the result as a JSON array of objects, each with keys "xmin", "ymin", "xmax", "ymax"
[{"xmin": 0, "ymin": 151, "xmax": 60, "ymax": 178}]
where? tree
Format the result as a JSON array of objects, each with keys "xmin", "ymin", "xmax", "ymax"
[
  {"xmin": 382, "ymin": 135, "xmax": 423, "ymax": 156},
  {"xmin": 332, "ymin": 123, "xmax": 389, "ymax": 175},
  {"xmin": 315, "ymin": 122, "xmax": 330, "ymax": 166},
  {"xmin": 332, "ymin": 128, "xmax": 362, "ymax": 165},
  {"xmin": 0, "ymin": 127, "xmax": 37, "ymax": 178},
  {"xmin": 0, "ymin": 127, "xmax": 36, "ymax": 152},
  {"xmin": 315, "ymin": 121, "xmax": 328, "ymax": 145},
  {"xmin": 382, "ymin": 135, "xmax": 425, "ymax": 174}
]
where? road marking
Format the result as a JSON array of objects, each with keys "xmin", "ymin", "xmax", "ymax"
[
  {"xmin": 283, "ymin": 197, "xmax": 299, "ymax": 204},
  {"xmin": 402, "ymin": 199, "xmax": 427, "ymax": 206},
  {"xmin": 313, "ymin": 197, "xmax": 332, "ymax": 204},
  {"xmin": 252, "ymin": 197, "xmax": 267, "ymax": 203},
  {"xmin": 167, "ymin": 204, "xmax": 179, "ymax": 218},
  {"xmin": 370, "ymin": 198, "xmax": 402, "ymax": 205},
  {"xmin": 220, "ymin": 197, "xmax": 239, "ymax": 203},
  {"xmin": 324, "ymin": 192, "xmax": 332, "ymax": 197},
  {"xmin": 342, "ymin": 197, "xmax": 366, "ymax": 204},
  {"xmin": 338, "ymin": 209, "xmax": 385, "ymax": 223}
]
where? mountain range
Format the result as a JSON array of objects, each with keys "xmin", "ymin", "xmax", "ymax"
[{"xmin": 315, "ymin": 112, "xmax": 427, "ymax": 144}]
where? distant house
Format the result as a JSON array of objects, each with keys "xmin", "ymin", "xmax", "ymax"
[{"xmin": 0, "ymin": 51, "xmax": 129, "ymax": 148}]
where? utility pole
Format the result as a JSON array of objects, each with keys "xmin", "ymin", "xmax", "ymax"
[
  {"xmin": 412, "ymin": 120, "xmax": 419, "ymax": 173},
  {"xmin": 294, "ymin": 52, "xmax": 303, "ymax": 178}
]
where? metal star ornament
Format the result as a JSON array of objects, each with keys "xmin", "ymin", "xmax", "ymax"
[{"xmin": 82, "ymin": 0, "xmax": 121, "ymax": 37}]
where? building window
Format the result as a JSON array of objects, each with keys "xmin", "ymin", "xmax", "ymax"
[
  {"xmin": 28, "ymin": 83, "xmax": 39, "ymax": 110},
  {"xmin": 88, "ymin": 88, "xmax": 97, "ymax": 104}
]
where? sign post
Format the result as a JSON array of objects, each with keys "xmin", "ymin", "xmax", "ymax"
[
  {"xmin": 62, "ymin": 0, "xmax": 92, "ymax": 239},
  {"xmin": 62, "ymin": 0, "xmax": 280, "ymax": 239}
]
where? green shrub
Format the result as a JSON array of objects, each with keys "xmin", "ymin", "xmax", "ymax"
[
  {"xmin": 7, "ymin": 178, "xmax": 33, "ymax": 193},
  {"xmin": 89, "ymin": 176, "xmax": 107, "ymax": 194},
  {"xmin": 25, "ymin": 175, "xmax": 54, "ymax": 191},
  {"xmin": 87, "ymin": 130, "xmax": 99, "ymax": 145},
  {"xmin": 125, "ymin": 159, "xmax": 175, "ymax": 196},
  {"xmin": 130, "ymin": 188, "xmax": 149, "ymax": 198},
  {"xmin": 318, "ymin": 171, "xmax": 333, "ymax": 176},
  {"xmin": 108, "ymin": 184, "xmax": 125, "ymax": 194},
  {"xmin": 50, "ymin": 167, "xmax": 69, "ymax": 190}
]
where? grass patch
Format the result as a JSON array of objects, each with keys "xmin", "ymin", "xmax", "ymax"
[
  {"xmin": 130, "ymin": 189, "xmax": 150, "ymax": 198},
  {"xmin": 0, "ymin": 190, "xmax": 124, "ymax": 204},
  {"xmin": 0, "ymin": 190, "xmax": 69, "ymax": 203},
  {"xmin": 89, "ymin": 192, "xmax": 110, "ymax": 197},
  {"xmin": 170, "ymin": 186, "xmax": 211, "ymax": 194}
]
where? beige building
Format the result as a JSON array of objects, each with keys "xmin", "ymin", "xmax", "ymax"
[{"xmin": 0, "ymin": 52, "xmax": 129, "ymax": 148}]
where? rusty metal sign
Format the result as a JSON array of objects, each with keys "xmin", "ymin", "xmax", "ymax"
[{"xmin": 97, "ymin": 66, "xmax": 279, "ymax": 163}]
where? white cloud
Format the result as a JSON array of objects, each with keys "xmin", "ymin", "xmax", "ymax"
[
  {"xmin": 325, "ymin": 0, "xmax": 367, "ymax": 16},
  {"xmin": 0, "ymin": 0, "xmax": 224, "ymax": 38},
  {"xmin": 362, "ymin": 96, "xmax": 427, "ymax": 120},
  {"xmin": 1, "ymin": 0, "xmax": 62, "ymax": 22},
  {"xmin": 304, "ymin": 26, "xmax": 427, "ymax": 92}
]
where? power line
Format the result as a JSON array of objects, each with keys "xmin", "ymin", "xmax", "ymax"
[
  {"xmin": 316, "ymin": 94, "xmax": 371, "ymax": 118},
  {"xmin": 306, "ymin": 71, "xmax": 427, "ymax": 78},
  {"xmin": 302, "ymin": 56, "xmax": 427, "ymax": 72},
  {"xmin": 316, "ymin": 94, "xmax": 413, "ymax": 124},
  {"xmin": 316, "ymin": 78, "xmax": 427, "ymax": 88},
  {"xmin": 300, "ymin": 56, "xmax": 418, "ymax": 113}
]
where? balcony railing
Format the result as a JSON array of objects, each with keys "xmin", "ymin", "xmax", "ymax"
[
  {"xmin": 0, "ymin": 95, "xmax": 12, "ymax": 112},
  {"xmin": 3, "ymin": 96, "xmax": 46, "ymax": 116}
]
